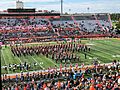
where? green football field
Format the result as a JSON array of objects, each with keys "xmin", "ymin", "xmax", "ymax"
[{"xmin": 1, "ymin": 38, "xmax": 120, "ymax": 74}]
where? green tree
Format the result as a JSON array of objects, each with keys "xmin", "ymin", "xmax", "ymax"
[
  {"xmin": 116, "ymin": 23, "xmax": 120, "ymax": 29},
  {"xmin": 110, "ymin": 13, "xmax": 120, "ymax": 21}
]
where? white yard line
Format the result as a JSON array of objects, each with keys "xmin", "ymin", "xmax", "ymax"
[
  {"xmin": 92, "ymin": 46, "xmax": 113, "ymax": 56},
  {"xmin": 10, "ymin": 52, "xmax": 22, "ymax": 63},
  {"xmin": 31, "ymin": 56, "xmax": 44, "ymax": 69},
  {"xmin": 16, "ymin": 57, "xmax": 22, "ymax": 63},
  {"xmin": 1, "ymin": 50, "xmax": 10, "ymax": 74},
  {"xmin": 48, "ymin": 59, "xmax": 59, "ymax": 67}
]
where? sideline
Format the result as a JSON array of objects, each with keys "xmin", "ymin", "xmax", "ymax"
[{"xmin": 1, "ymin": 62, "xmax": 119, "ymax": 79}]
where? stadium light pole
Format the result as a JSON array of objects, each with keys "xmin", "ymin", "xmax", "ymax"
[{"xmin": 61, "ymin": 0, "xmax": 63, "ymax": 14}]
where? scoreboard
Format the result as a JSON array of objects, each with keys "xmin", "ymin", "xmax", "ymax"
[{"xmin": 7, "ymin": 8, "xmax": 36, "ymax": 13}]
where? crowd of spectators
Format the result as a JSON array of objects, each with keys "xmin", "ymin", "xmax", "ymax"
[
  {"xmin": 0, "ymin": 14, "xmax": 117, "ymax": 44},
  {"xmin": 1, "ymin": 14, "xmax": 120, "ymax": 90},
  {"xmin": 2, "ymin": 60, "xmax": 120, "ymax": 90}
]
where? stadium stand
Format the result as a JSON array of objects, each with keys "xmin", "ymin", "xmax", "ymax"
[
  {"xmin": 0, "ymin": 13, "xmax": 118, "ymax": 44},
  {"xmin": 1, "ymin": 60, "xmax": 120, "ymax": 90},
  {"xmin": 1, "ymin": 7, "xmax": 120, "ymax": 90},
  {"xmin": 1, "ymin": 1, "xmax": 120, "ymax": 90}
]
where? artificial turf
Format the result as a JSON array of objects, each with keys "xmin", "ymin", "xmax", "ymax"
[{"xmin": 1, "ymin": 38, "xmax": 120, "ymax": 74}]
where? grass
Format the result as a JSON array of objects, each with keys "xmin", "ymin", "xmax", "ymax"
[{"xmin": 1, "ymin": 38, "xmax": 120, "ymax": 74}]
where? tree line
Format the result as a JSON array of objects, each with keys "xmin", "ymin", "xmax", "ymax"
[{"xmin": 111, "ymin": 13, "xmax": 120, "ymax": 30}]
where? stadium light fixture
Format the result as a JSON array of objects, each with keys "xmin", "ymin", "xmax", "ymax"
[{"xmin": 69, "ymin": 9, "xmax": 71, "ymax": 15}]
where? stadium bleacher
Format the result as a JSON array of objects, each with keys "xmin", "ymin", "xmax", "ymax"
[
  {"xmin": 1, "ymin": 60, "xmax": 120, "ymax": 90},
  {"xmin": 0, "ymin": 14, "xmax": 117, "ymax": 44},
  {"xmin": 1, "ymin": 11, "xmax": 120, "ymax": 90}
]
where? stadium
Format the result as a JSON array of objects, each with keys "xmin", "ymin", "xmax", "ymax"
[{"xmin": 1, "ymin": 0, "xmax": 120, "ymax": 90}]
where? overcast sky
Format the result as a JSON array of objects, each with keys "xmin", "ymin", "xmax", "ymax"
[{"xmin": 0, "ymin": 0, "xmax": 120, "ymax": 13}]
